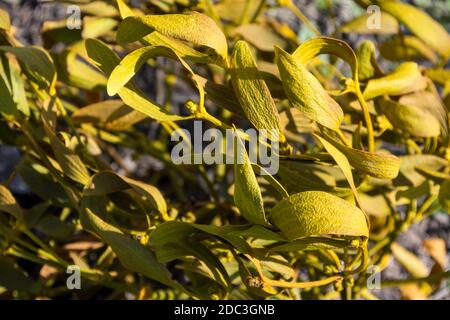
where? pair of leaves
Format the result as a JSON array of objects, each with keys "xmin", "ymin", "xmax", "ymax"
[
  {"xmin": 106, "ymin": 44, "xmax": 205, "ymax": 113},
  {"xmin": 85, "ymin": 38, "xmax": 187, "ymax": 122},
  {"xmin": 0, "ymin": 46, "xmax": 56, "ymax": 91}
]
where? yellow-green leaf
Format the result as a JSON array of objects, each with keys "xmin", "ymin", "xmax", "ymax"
[
  {"xmin": 379, "ymin": 1, "xmax": 450, "ymax": 58},
  {"xmin": 81, "ymin": 17, "xmax": 118, "ymax": 39},
  {"xmin": 292, "ymin": 37, "xmax": 358, "ymax": 79},
  {"xmin": 233, "ymin": 131, "xmax": 268, "ymax": 226},
  {"xmin": 321, "ymin": 134, "xmax": 400, "ymax": 180},
  {"xmin": 438, "ymin": 180, "xmax": 450, "ymax": 213},
  {"xmin": 42, "ymin": 114, "xmax": 90, "ymax": 185},
  {"xmin": 269, "ymin": 191, "xmax": 369, "ymax": 240},
  {"xmin": 391, "ymin": 242, "xmax": 429, "ymax": 278},
  {"xmin": 117, "ymin": 0, "xmax": 211, "ymax": 64},
  {"xmin": 107, "ymin": 45, "xmax": 198, "ymax": 97},
  {"xmin": 82, "ymin": 207, "xmax": 176, "ymax": 287},
  {"xmin": 116, "ymin": 12, "xmax": 228, "ymax": 65},
  {"xmin": 275, "ymin": 46, "xmax": 343, "ymax": 131},
  {"xmin": 377, "ymin": 96, "xmax": 441, "ymax": 138},
  {"xmin": 277, "ymin": 160, "xmax": 353, "ymax": 197},
  {"xmin": 230, "ymin": 41, "xmax": 284, "ymax": 141},
  {"xmin": 0, "ymin": 185, "xmax": 24, "ymax": 223},
  {"xmin": 85, "ymin": 39, "xmax": 187, "ymax": 122},
  {"xmin": 0, "ymin": 8, "xmax": 11, "ymax": 30},
  {"xmin": 356, "ymin": 40, "xmax": 378, "ymax": 81},
  {"xmin": 72, "ymin": 100, "xmax": 147, "ymax": 131},
  {"xmin": 84, "ymin": 171, "xmax": 168, "ymax": 218},
  {"xmin": 397, "ymin": 155, "xmax": 448, "ymax": 187},
  {"xmin": 363, "ymin": 62, "xmax": 427, "ymax": 100},
  {"xmin": 0, "ymin": 46, "xmax": 56, "ymax": 90},
  {"xmin": 314, "ymin": 134, "xmax": 361, "ymax": 207},
  {"xmin": 380, "ymin": 36, "xmax": 438, "ymax": 63}
]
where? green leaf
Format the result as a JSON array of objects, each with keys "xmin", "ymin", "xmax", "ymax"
[
  {"xmin": 377, "ymin": 93, "xmax": 446, "ymax": 138},
  {"xmin": 0, "ymin": 64, "xmax": 17, "ymax": 117},
  {"xmin": 320, "ymin": 134, "xmax": 400, "ymax": 180},
  {"xmin": 233, "ymin": 131, "xmax": 268, "ymax": 226},
  {"xmin": 85, "ymin": 38, "xmax": 187, "ymax": 122},
  {"xmin": 148, "ymin": 222, "xmax": 231, "ymax": 292},
  {"xmin": 277, "ymin": 160, "xmax": 353, "ymax": 197},
  {"xmin": 0, "ymin": 185, "xmax": 24, "ymax": 223},
  {"xmin": 17, "ymin": 159, "xmax": 70, "ymax": 207},
  {"xmin": 275, "ymin": 46, "xmax": 343, "ymax": 131},
  {"xmin": 314, "ymin": 134, "xmax": 361, "ymax": 207},
  {"xmin": 0, "ymin": 256, "xmax": 40, "ymax": 293},
  {"xmin": 380, "ymin": 36, "xmax": 438, "ymax": 63},
  {"xmin": 292, "ymin": 37, "xmax": 358, "ymax": 80},
  {"xmin": 42, "ymin": 113, "xmax": 90, "ymax": 185},
  {"xmin": 0, "ymin": 46, "xmax": 56, "ymax": 90},
  {"xmin": 363, "ymin": 62, "xmax": 427, "ymax": 100},
  {"xmin": 56, "ymin": 41, "xmax": 107, "ymax": 91},
  {"xmin": 116, "ymin": 12, "xmax": 228, "ymax": 65},
  {"xmin": 72, "ymin": 100, "xmax": 147, "ymax": 131},
  {"xmin": 356, "ymin": 40, "xmax": 378, "ymax": 81},
  {"xmin": 117, "ymin": 0, "xmax": 211, "ymax": 64},
  {"xmin": 84, "ymin": 171, "xmax": 168, "ymax": 218},
  {"xmin": 438, "ymin": 180, "xmax": 450, "ymax": 213},
  {"xmin": 82, "ymin": 206, "xmax": 177, "ymax": 287},
  {"xmin": 34, "ymin": 214, "xmax": 75, "ymax": 239},
  {"xmin": 269, "ymin": 191, "xmax": 369, "ymax": 240},
  {"xmin": 379, "ymin": 1, "xmax": 450, "ymax": 58},
  {"xmin": 230, "ymin": 41, "xmax": 284, "ymax": 141},
  {"xmin": 150, "ymin": 221, "xmax": 253, "ymax": 256},
  {"xmin": 107, "ymin": 45, "xmax": 199, "ymax": 98}
]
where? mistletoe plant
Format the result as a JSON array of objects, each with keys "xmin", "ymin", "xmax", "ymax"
[{"xmin": 0, "ymin": 0, "xmax": 449, "ymax": 300}]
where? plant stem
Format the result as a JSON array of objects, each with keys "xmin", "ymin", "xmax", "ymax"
[{"xmin": 354, "ymin": 86, "xmax": 375, "ymax": 152}]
